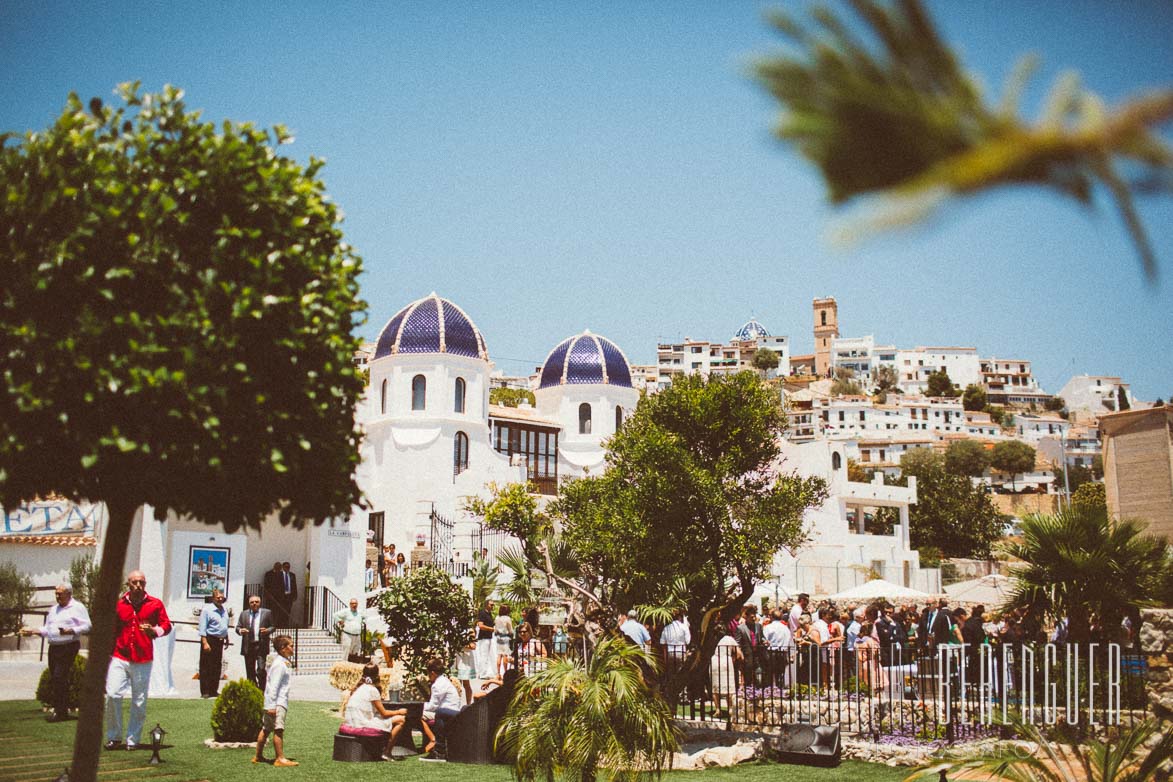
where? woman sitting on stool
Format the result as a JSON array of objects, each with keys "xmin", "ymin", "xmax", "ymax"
[{"xmin": 340, "ymin": 664, "xmax": 408, "ymax": 761}]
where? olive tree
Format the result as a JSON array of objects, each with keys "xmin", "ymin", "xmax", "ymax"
[{"xmin": 0, "ymin": 84, "xmax": 365, "ymax": 779}]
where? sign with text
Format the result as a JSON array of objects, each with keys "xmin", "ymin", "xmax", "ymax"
[{"xmin": 2, "ymin": 499, "xmax": 106, "ymax": 536}]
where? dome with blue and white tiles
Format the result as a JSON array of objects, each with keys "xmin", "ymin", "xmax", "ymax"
[
  {"xmin": 734, "ymin": 319, "xmax": 770, "ymax": 341},
  {"xmin": 538, "ymin": 330, "xmax": 632, "ymax": 390},
  {"xmin": 374, "ymin": 293, "xmax": 488, "ymax": 361}
]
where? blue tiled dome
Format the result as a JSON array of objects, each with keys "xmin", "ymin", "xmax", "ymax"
[
  {"xmin": 734, "ymin": 319, "xmax": 770, "ymax": 340},
  {"xmin": 374, "ymin": 293, "xmax": 488, "ymax": 361},
  {"xmin": 539, "ymin": 330, "xmax": 632, "ymax": 390}
]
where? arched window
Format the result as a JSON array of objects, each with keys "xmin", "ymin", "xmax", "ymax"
[
  {"xmin": 380, "ymin": 378, "xmax": 388, "ymax": 415},
  {"xmin": 832, "ymin": 452, "xmax": 842, "ymax": 470},
  {"xmin": 411, "ymin": 374, "xmax": 426, "ymax": 411},
  {"xmin": 578, "ymin": 403, "xmax": 592, "ymax": 435},
  {"xmin": 454, "ymin": 431, "xmax": 469, "ymax": 475},
  {"xmin": 454, "ymin": 377, "xmax": 466, "ymax": 413},
  {"xmin": 615, "ymin": 405, "xmax": 623, "ymax": 431}
]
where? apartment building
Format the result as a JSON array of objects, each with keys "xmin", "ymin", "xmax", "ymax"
[
  {"xmin": 1014, "ymin": 412, "xmax": 1071, "ymax": 444},
  {"xmin": 981, "ymin": 357, "xmax": 1049, "ymax": 406},
  {"xmin": 829, "ymin": 335, "xmax": 898, "ymax": 378},
  {"xmin": 808, "ymin": 394, "xmax": 969, "ymax": 437},
  {"xmin": 1057, "ymin": 374, "xmax": 1137, "ymax": 419},
  {"xmin": 653, "ymin": 320, "xmax": 791, "ymax": 388},
  {"xmin": 896, "ymin": 346, "xmax": 981, "ymax": 394}
]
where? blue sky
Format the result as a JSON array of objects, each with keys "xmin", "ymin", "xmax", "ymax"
[{"xmin": 2, "ymin": 1, "xmax": 1170, "ymax": 398}]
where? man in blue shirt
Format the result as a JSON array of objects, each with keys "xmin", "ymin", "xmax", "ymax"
[
  {"xmin": 198, "ymin": 589, "xmax": 231, "ymax": 698},
  {"xmin": 618, "ymin": 611, "xmax": 650, "ymax": 647}
]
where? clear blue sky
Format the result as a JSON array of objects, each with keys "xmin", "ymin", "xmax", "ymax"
[{"xmin": 2, "ymin": 1, "xmax": 1170, "ymax": 398}]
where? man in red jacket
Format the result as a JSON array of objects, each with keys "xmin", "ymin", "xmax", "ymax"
[{"xmin": 105, "ymin": 570, "xmax": 172, "ymax": 751}]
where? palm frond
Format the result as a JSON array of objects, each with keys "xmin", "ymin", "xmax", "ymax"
[{"xmin": 754, "ymin": 0, "xmax": 1173, "ymax": 280}]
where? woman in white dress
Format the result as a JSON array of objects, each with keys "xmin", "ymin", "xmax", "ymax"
[
  {"xmin": 340, "ymin": 664, "xmax": 408, "ymax": 761},
  {"xmin": 709, "ymin": 628, "xmax": 739, "ymax": 718}
]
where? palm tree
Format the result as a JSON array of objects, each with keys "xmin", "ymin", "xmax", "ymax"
[
  {"xmin": 470, "ymin": 554, "xmax": 499, "ymax": 608},
  {"xmin": 1003, "ymin": 506, "xmax": 1169, "ymax": 643},
  {"xmin": 908, "ymin": 717, "xmax": 1173, "ymax": 782},
  {"xmin": 496, "ymin": 637, "xmax": 681, "ymax": 782}
]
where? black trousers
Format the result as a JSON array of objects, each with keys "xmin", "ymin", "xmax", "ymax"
[
  {"xmin": 48, "ymin": 641, "xmax": 79, "ymax": 716},
  {"xmin": 243, "ymin": 645, "xmax": 267, "ymax": 691},
  {"xmin": 199, "ymin": 637, "xmax": 227, "ymax": 696}
]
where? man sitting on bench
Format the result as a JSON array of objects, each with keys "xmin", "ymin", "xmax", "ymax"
[
  {"xmin": 420, "ymin": 657, "xmax": 463, "ymax": 762},
  {"xmin": 340, "ymin": 664, "xmax": 408, "ymax": 762}
]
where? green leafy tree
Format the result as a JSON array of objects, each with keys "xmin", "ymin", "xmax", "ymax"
[
  {"xmin": 986, "ymin": 405, "xmax": 1006, "ymax": 426},
  {"xmin": 898, "ymin": 449, "xmax": 1007, "ymax": 558},
  {"xmin": 496, "ymin": 637, "xmax": 681, "ymax": 782},
  {"xmin": 0, "ymin": 563, "xmax": 35, "ymax": 637},
  {"xmin": 1071, "ymin": 481, "xmax": 1107, "ymax": 514},
  {"xmin": 68, "ymin": 554, "xmax": 100, "ymax": 611},
  {"xmin": 1044, "ymin": 395, "xmax": 1066, "ymax": 412},
  {"xmin": 490, "ymin": 387, "xmax": 537, "ymax": 408},
  {"xmin": 830, "ymin": 366, "xmax": 864, "ymax": 396},
  {"xmin": 1091, "ymin": 453, "xmax": 1104, "ymax": 479},
  {"xmin": 944, "ymin": 439, "xmax": 991, "ymax": 477},
  {"xmin": 550, "ymin": 372, "xmax": 827, "ymax": 684},
  {"xmin": 926, "ymin": 369, "xmax": 959, "ymax": 398},
  {"xmin": 0, "ymin": 85, "xmax": 365, "ymax": 778},
  {"xmin": 962, "ymin": 384, "xmax": 988, "ymax": 412},
  {"xmin": 465, "ymin": 482, "xmax": 548, "ymax": 562},
  {"xmin": 1003, "ymin": 506, "xmax": 1169, "ymax": 644},
  {"xmin": 754, "ymin": 0, "xmax": 1172, "ymax": 280},
  {"xmin": 375, "ymin": 566, "xmax": 473, "ymax": 681},
  {"xmin": 1054, "ymin": 463, "xmax": 1094, "ymax": 495},
  {"xmin": 751, "ymin": 346, "xmax": 780, "ymax": 375},
  {"xmin": 846, "ymin": 458, "xmax": 872, "ymax": 483},
  {"xmin": 991, "ymin": 440, "xmax": 1037, "ymax": 492},
  {"xmin": 872, "ymin": 364, "xmax": 898, "ymax": 394}
]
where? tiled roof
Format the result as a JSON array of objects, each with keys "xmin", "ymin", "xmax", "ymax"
[{"xmin": 0, "ymin": 535, "xmax": 97, "ymax": 547}]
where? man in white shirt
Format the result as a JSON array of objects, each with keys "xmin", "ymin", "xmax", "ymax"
[
  {"xmin": 762, "ymin": 609, "xmax": 792, "ymax": 689},
  {"xmin": 333, "ymin": 598, "xmax": 364, "ymax": 661},
  {"xmin": 421, "ymin": 657, "xmax": 463, "ymax": 761},
  {"xmin": 659, "ymin": 609, "xmax": 691, "ymax": 676},
  {"xmin": 23, "ymin": 584, "xmax": 91, "ymax": 721},
  {"xmin": 788, "ymin": 593, "xmax": 809, "ymax": 634}
]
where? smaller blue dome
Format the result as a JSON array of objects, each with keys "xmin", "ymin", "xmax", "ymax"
[
  {"xmin": 539, "ymin": 330, "xmax": 633, "ymax": 390},
  {"xmin": 734, "ymin": 319, "xmax": 770, "ymax": 341},
  {"xmin": 374, "ymin": 293, "xmax": 488, "ymax": 361}
]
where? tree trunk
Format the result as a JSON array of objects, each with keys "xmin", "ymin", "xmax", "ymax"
[{"xmin": 70, "ymin": 500, "xmax": 136, "ymax": 782}]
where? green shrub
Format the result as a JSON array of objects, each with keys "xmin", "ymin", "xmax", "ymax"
[
  {"xmin": 35, "ymin": 655, "xmax": 87, "ymax": 709},
  {"xmin": 0, "ymin": 563, "xmax": 34, "ymax": 637},
  {"xmin": 210, "ymin": 679, "xmax": 263, "ymax": 742}
]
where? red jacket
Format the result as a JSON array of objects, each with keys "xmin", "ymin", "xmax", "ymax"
[{"xmin": 112, "ymin": 592, "xmax": 172, "ymax": 663}]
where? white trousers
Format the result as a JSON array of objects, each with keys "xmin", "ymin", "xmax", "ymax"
[
  {"xmin": 106, "ymin": 657, "xmax": 153, "ymax": 745},
  {"xmin": 475, "ymin": 637, "xmax": 495, "ymax": 679}
]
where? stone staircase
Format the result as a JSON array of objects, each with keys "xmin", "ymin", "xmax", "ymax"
[{"xmin": 280, "ymin": 628, "xmax": 345, "ymax": 675}]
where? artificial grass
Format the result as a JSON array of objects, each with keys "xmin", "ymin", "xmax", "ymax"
[{"xmin": 0, "ymin": 699, "xmax": 911, "ymax": 782}]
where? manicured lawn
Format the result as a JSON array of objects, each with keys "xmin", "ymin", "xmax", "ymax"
[{"xmin": 0, "ymin": 699, "xmax": 911, "ymax": 782}]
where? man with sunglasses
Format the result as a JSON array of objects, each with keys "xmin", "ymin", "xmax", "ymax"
[{"xmin": 105, "ymin": 570, "xmax": 171, "ymax": 751}]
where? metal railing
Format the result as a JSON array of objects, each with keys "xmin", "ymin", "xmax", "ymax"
[{"xmin": 508, "ymin": 639, "xmax": 1146, "ymax": 743}]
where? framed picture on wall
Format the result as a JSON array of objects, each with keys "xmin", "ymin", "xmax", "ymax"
[{"xmin": 187, "ymin": 545, "xmax": 230, "ymax": 599}]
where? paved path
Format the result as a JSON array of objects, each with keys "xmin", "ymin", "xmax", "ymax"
[{"xmin": 0, "ymin": 655, "xmax": 342, "ymax": 703}]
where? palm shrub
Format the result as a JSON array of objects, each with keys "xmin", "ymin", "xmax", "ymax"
[
  {"xmin": 210, "ymin": 679, "xmax": 264, "ymax": 742},
  {"xmin": 909, "ymin": 717, "xmax": 1173, "ymax": 782},
  {"xmin": 35, "ymin": 655, "xmax": 87, "ymax": 709},
  {"xmin": 1003, "ymin": 506, "xmax": 1170, "ymax": 643},
  {"xmin": 496, "ymin": 637, "xmax": 680, "ymax": 782}
]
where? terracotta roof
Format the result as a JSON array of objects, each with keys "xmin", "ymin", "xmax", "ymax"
[{"xmin": 0, "ymin": 535, "xmax": 97, "ymax": 547}]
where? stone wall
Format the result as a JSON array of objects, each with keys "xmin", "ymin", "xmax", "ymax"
[{"xmin": 1141, "ymin": 608, "xmax": 1173, "ymax": 722}]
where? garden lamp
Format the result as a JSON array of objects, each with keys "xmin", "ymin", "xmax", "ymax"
[{"xmin": 148, "ymin": 723, "xmax": 166, "ymax": 765}]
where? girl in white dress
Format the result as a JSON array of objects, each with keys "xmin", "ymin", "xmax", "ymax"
[{"xmin": 340, "ymin": 664, "xmax": 408, "ymax": 760}]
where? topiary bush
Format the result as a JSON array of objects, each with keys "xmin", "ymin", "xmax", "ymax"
[
  {"xmin": 210, "ymin": 678, "xmax": 263, "ymax": 742},
  {"xmin": 35, "ymin": 655, "xmax": 87, "ymax": 709}
]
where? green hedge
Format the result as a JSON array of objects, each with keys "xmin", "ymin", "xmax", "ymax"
[
  {"xmin": 210, "ymin": 678, "xmax": 264, "ymax": 742},
  {"xmin": 35, "ymin": 655, "xmax": 87, "ymax": 709}
]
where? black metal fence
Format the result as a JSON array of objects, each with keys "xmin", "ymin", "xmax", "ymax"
[{"xmin": 510, "ymin": 639, "xmax": 1147, "ymax": 742}]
